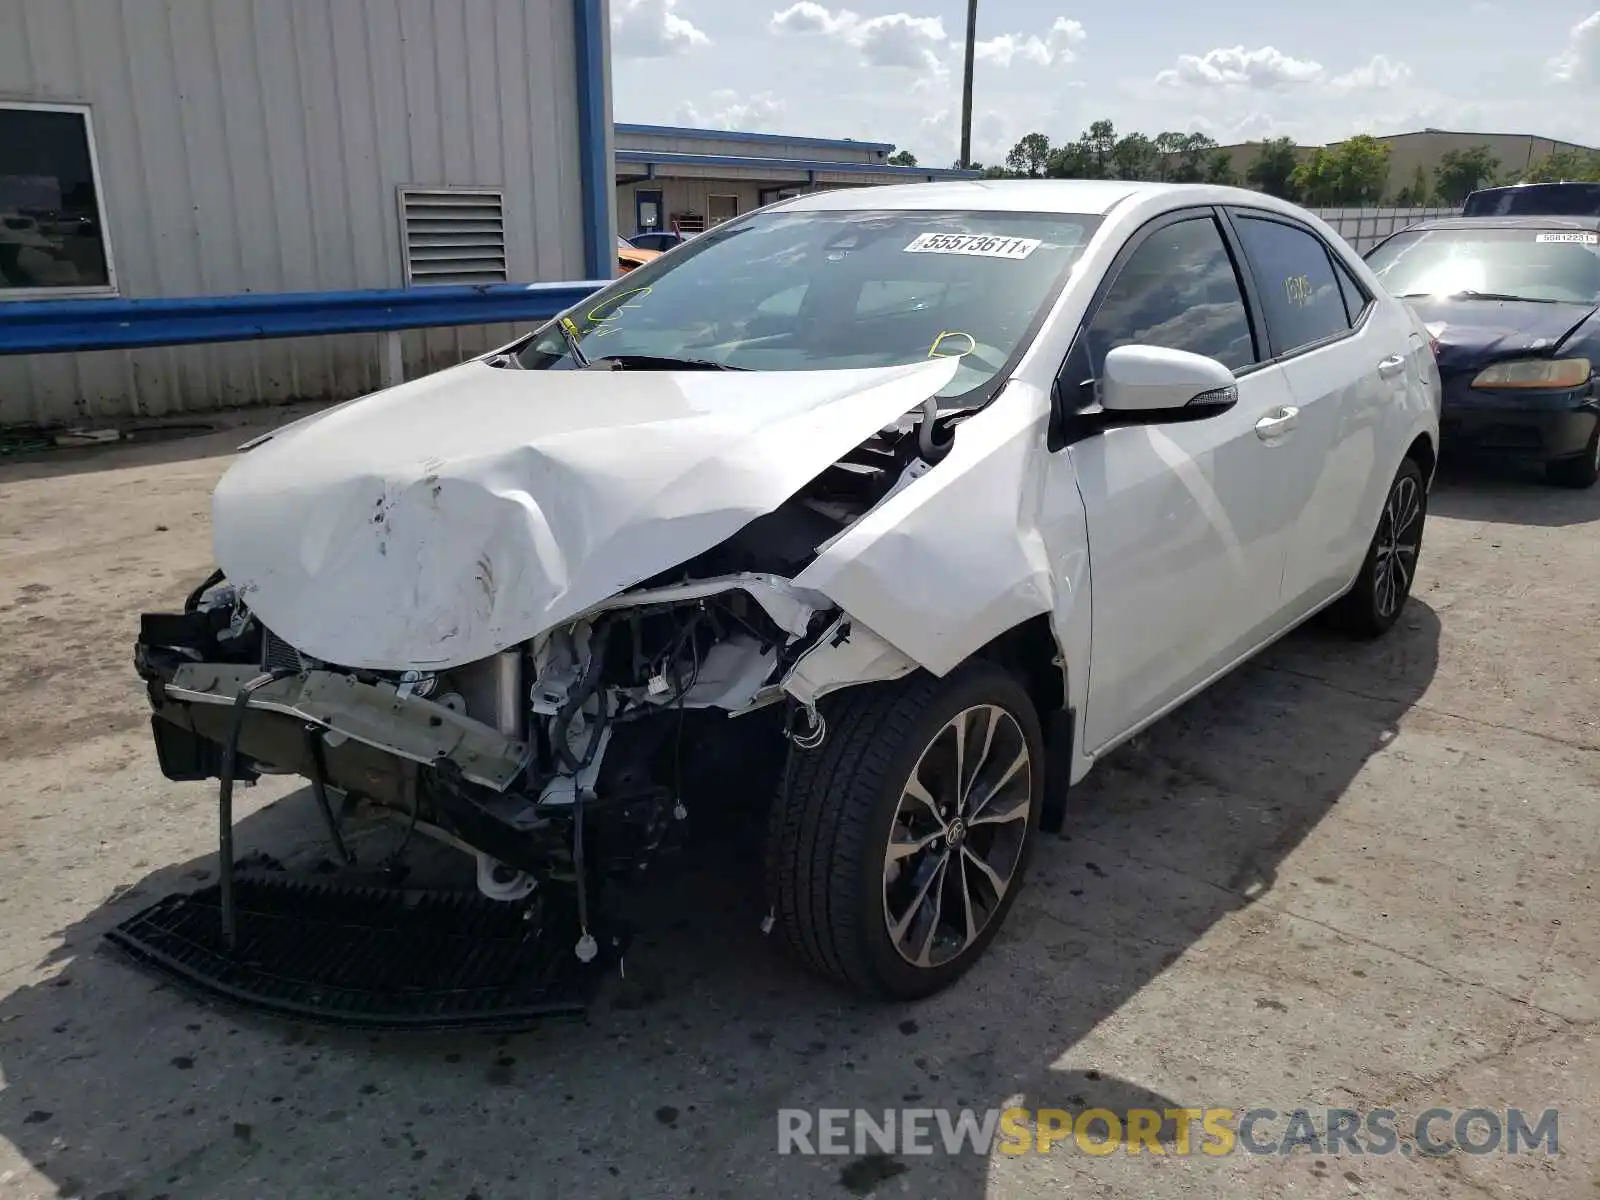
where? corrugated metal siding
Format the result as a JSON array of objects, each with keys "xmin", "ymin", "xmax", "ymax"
[
  {"xmin": 0, "ymin": 0, "xmax": 590, "ymax": 426},
  {"xmin": 615, "ymin": 131, "xmax": 886, "ymax": 166},
  {"xmin": 619, "ymin": 178, "xmax": 925, "ymax": 234}
]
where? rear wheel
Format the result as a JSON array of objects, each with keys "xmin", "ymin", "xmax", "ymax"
[
  {"xmin": 1329, "ymin": 457, "xmax": 1427, "ymax": 639},
  {"xmin": 1546, "ymin": 427, "xmax": 1600, "ymax": 489},
  {"xmin": 764, "ymin": 661, "xmax": 1043, "ymax": 1000}
]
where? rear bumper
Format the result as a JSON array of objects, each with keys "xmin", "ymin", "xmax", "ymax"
[{"xmin": 1439, "ymin": 387, "xmax": 1599, "ymax": 463}]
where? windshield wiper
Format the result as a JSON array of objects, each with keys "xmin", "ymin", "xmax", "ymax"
[
  {"xmin": 586, "ymin": 354, "xmax": 747, "ymax": 371},
  {"xmin": 1398, "ymin": 290, "xmax": 1557, "ymax": 303},
  {"xmin": 555, "ymin": 319, "xmax": 590, "ymax": 368}
]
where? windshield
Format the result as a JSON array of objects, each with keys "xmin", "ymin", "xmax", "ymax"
[
  {"xmin": 1366, "ymin": 226, "xmax": 1600, "ymax": 304},
  {"xmin": 520, "ymin": 208, "xmax": 1101, "ymax": 399},
  {"xmin": 1463, "ymin": 184, "xmax": 1600, "ymax": 217}
]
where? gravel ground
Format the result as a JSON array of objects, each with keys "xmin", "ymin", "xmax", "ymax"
[{"xmin": 0, "ymin": 417, "xmax": 1595, "ymax": 1200}]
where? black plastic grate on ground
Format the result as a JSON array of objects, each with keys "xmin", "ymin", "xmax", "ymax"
[{"xmin": 105, "ymin": 873, "xmax": 603, "ymax": 1031}]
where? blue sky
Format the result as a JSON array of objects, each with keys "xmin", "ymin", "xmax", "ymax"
[{"xmin": 609, "ymin": 0, "xmax": 1600, "ymax": 165}]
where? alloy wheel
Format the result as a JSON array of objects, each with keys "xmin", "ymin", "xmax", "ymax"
[
  {"xmin": 882, "ymin": 704, "xmax": 1032, "ymax": 968},
  {"xmin": 1372, "ymin": 472, "xmax": 1424, "ymax": 619}
]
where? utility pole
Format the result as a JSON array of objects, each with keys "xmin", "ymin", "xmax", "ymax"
[{"xmin": 959, "ymin": 0, "xmax": 977, "ymax": 169}]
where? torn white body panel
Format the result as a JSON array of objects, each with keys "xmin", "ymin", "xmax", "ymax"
[
  {"xmin": 574, "ymin": 573, "xmax": 829, "ymax": 642},
  {"xmin": 794, "ymin": 381, "xmax": 1069, "ymax": 678},
  {"xmin": 210, "ymin": 356, "xmax": 959, "ymax": 670},
  {"xmin": 779, "ymin": 615, "xmax": 920, "ymax": 707}
]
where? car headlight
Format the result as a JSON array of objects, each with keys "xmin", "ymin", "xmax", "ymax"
[{"xmin": 1471, "ymin": 358, "xmax": 1591, "ymax": 390}]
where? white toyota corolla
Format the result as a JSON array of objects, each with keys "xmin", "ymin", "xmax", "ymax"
[{"xmin": 134, "ymin": 180, "xmax": 1440, "ymax": 1011}]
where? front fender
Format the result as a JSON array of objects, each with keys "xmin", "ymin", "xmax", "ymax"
[{"xmin": 793, "ymin": 382, "xmax": 1073, "ymax": 679}]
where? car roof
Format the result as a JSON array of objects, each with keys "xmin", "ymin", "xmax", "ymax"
[
  {"xmin": 1394, "ymin": 214, "xmax": 1600, "ymax": 234},
  {"xmin": 768, "ymin": 179, "xmax": 1315, "ymax": 220}
]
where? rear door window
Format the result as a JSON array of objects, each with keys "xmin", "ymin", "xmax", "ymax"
[{"xmin": 1232, "ymin": 214, "xmax": 1351, "ymax": 356}]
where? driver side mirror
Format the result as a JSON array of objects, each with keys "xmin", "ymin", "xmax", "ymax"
[{"xmin": 1099, "ymin": 344, "xmax": 1239, "ymax": 419}]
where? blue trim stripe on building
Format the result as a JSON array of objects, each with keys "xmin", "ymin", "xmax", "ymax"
[
  {"xmin": 573, "ymin": 0, "xmax": 611, "ymax": 279},
  {"xmin": 615, "ymin": 123, "xmax": 896, "ymax": 156},
  {"xmin": 615, "ymin": 149, "xmax": 980, "ymax": 181}
]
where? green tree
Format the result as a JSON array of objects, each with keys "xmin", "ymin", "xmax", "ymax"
[
  {"xmin": 887, "ymin": 149, "xmax": 918, "ymax": 167},
  {"xmin": 1293, "ymin": 135, "xmax": 1390, "ymax": 205},
  {"xmin": 1170, "ymin": 133, "xmax": 1219, "ymax": 183},
  {"xmin": 1111, "ymin": 132, "xmax": 1158, "ymax": 180},
  {"xmin": 1432, "ymin": 146, "xmax": 1498, "ymax": 205},
  {"xmin": 1205, "ymin": 149, "xmax": 1238, "ymax": 185},
  {"xmin": 1393, "ymin": 164, "xmax": 1431, "ymax": 206},
  {"xmin": 1245, "ymin": 137, "xmax": 1301, "ymax": 200},
  {"xmin": 1522, "ymin": 149, "xmax": 1600, "ymax": 183},
  {"xmin": 1044, "ymin": 141, "xmax": 1095, "ymax": 178},
  {"xmin": 1150, "ymin": 131, "xmax": 1185, "ymax": 180},
  {"xmin": 1005, "ymin": 132, "xmax": 1054, "ymax": 178},
  {"xmin": 1081, "ymin": 119, "xmax": 1117, "ymax": 178}
]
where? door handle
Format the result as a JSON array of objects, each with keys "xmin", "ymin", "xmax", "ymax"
[
  {"xmin": 1378, "ymin": 354, "xmax": 1407, "ymax": 379},
  {"xmin": 1255, "ymin": 405, "xmax": 1300, "ymax": 441}
]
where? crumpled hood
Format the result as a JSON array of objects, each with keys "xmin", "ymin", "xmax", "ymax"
[
  {"xmin": 1403, "ymin": 297, "xmax": 1597, "ymax": 371},
  {"xmin": 212, "ymin": 356, "xmax": 960, "ymax": 670}
]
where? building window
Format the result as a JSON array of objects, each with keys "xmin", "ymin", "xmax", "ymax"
[{"xmin": 0, "ymin": 102, "xmax": 115, "ymax": 297}]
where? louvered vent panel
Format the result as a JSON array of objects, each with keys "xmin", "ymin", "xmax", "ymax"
[{"xmin": 399, "ymin": 188, "xmax": 508, "ymax": 286}]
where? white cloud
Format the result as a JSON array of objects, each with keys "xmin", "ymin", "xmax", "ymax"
[
  {"xmin": 1329, "ymin": 54, "xmax": 1413, "ymax": 90},
  {"xmin": 1551, "ymin": 10, "xmax": 1600, "ymax": 85},
  {"xmin": 974, "ymin": 17, "xmax": 1086, "ymax": 68},
  {"xmin": 1156, "ymin": 45, "xmax": 1324, "ymax": 89},
  {"xmin": 1187, "ymin": 111, "xmax": 1280, "ymax": 142},
  {"xmin": 769, "ymin": 3, "xmax": 946, "ymax": 69},
  {"xmin": 674, "ymin": 90, "xmax": 788, "ymax": 131},
  {"xmin": 612, "ymin": 0, "xmax": 710, "ymax": 58},
  {"xmin": 1155, "ymin": 45, "xmax": 1418, "ymax": 104}
]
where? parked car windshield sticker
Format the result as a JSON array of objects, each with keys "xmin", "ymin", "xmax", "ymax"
[
  {"xmin": 903, "ymin": 233, "xmax": 1042, "ymax": 259},
  {"xmin": 1534, "ymin": 232, "xmax": 1599, "ymax": 244}
]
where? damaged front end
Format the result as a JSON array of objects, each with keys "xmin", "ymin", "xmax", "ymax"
[{"xmin": 123, "ymin": 378, "xmax": 947, "ymax": 1028}]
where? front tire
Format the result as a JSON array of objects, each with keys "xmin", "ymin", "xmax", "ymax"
[
  {"xmin": 1329, "ymin": 456, "xmax": 1427, "ymax": 639},
  {"xmin": 764, "ymin": 661, "xmax": 1043, "ymax": 1000}
]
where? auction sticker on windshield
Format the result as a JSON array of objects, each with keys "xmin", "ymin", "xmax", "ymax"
[
  {"xmin": 1534, "ymin": 232, "xmax": 1599, "ymax": 244},
  {"xmin": 904, "ymin": 233, "xmax": 1042, "ymax": 259}
]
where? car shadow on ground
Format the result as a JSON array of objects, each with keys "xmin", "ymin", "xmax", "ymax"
[
  {"xmin": 1427, "ymin": 459, "xmax": 1600, "ymax": 527},
  {"xmin": 0, "ymin": 604, "xmax": 1440, "ymax": 1199}
]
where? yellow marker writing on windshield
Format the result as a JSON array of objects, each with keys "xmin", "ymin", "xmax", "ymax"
[
  {"xmin": 585, "ymin": 287, "xmax": 652, "ymax": 337},
  {"xmin": 929, "ymin": 330, "xmax": 976, "ymax": 358}
]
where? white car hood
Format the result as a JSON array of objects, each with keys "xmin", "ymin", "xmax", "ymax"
[{"xmin": 212, "ymin": 356, "xmax": 959, "ymax": 670}]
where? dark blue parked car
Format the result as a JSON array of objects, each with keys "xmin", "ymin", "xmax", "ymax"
[{"xmin": 1366, "ymin": 215, "xmax": 1600, "ymax": 487}]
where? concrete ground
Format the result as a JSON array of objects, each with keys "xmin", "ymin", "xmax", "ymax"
[{"xmin": 0, "ymin": 417, "xmax": 1595, "ymax": 1200}]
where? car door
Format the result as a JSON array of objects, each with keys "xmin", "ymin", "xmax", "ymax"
[
  {"xmin": 1225, "ymin": 209, "xmax": 1406, "ymax": 617},
  {"xmin": 1059, "ymin": 210, "xmax": 1304, "ymax": 754}
]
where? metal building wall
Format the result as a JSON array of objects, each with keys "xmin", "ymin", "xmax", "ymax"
[
  {"xmin": 614, "ymin": 126, "xmax": 890, "ymax": 166},
  {"xmin": 0, "ymin": 0, "xmax": 600, "ymax": 426}
]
